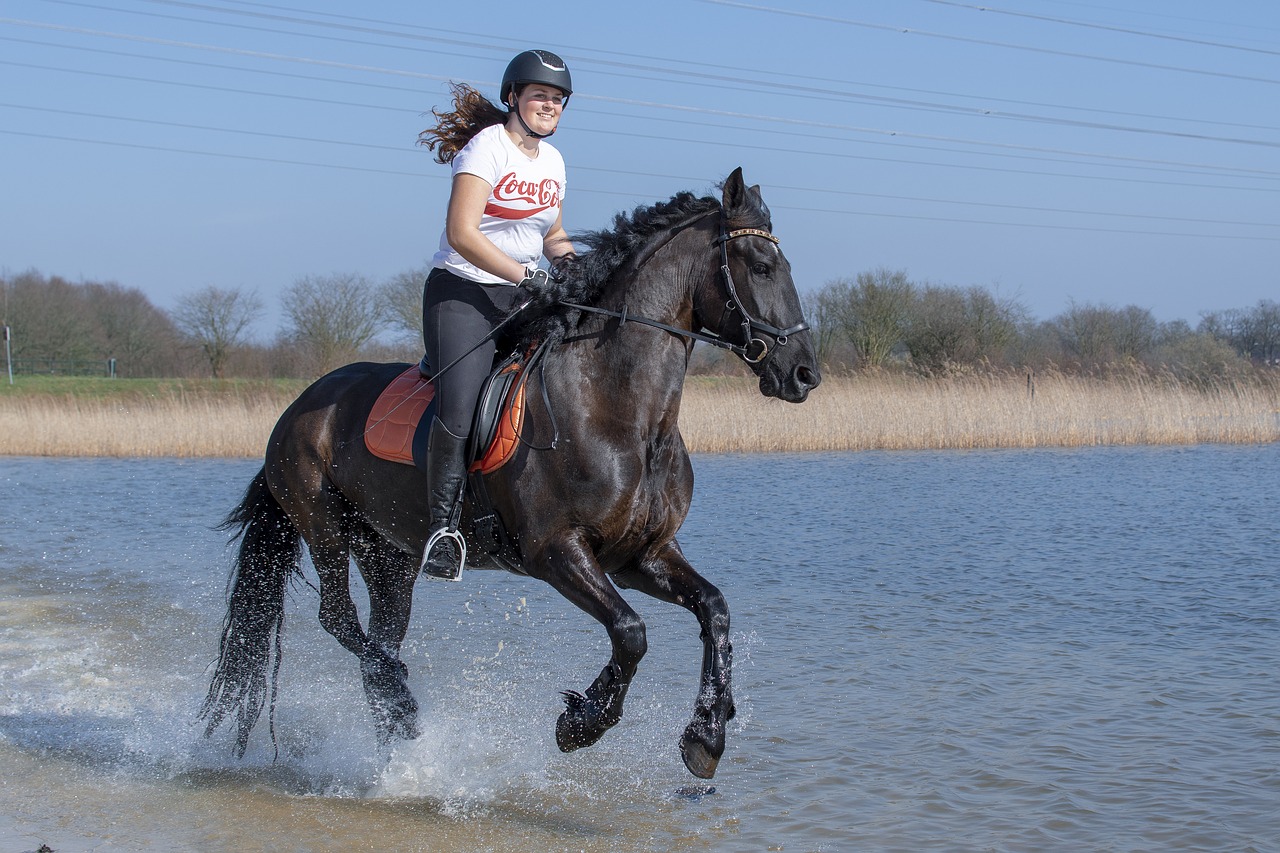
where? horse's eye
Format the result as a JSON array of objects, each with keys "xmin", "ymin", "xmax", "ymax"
[{"xmin": 751, "ymin": 263, "xmax": 770, "ymax": 276}]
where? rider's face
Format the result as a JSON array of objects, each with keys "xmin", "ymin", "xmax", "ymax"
[{"xmin": 511, "ymin": 84, "xmax": 565, "ymax": 136}]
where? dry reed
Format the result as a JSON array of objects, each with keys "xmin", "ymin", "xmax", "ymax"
[
  {"xmin": 0, "ymin": 391, "xmax": 287, "ymax": 458},
  {"xmin": 677, "ymin": 372, "xmax": 1280, "ymax": 453},
  {"xmin": 1, "ymin": 373, "xmax": 1277, "ymax": 458}
]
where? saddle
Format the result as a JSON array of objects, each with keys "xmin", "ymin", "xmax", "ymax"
[{"xmin": 364, "ymin": 352, "xmax": 528, "ymax": 475}]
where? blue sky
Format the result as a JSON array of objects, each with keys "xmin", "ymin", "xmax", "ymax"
[{"xmin": 2, "ymin": 0, "xmax": 1277, "ymax": 339}]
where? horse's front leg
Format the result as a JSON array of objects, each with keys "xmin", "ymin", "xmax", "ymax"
[
  {"xmin": 530, "ymin": 532, "xmax": 648, "ymax": 754},
  {"xmin": 615, "ymin": 540, "xmax": 734, "ymax": 779}
]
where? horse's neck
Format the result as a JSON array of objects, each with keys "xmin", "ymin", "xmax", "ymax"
[
  {"xmin": 594, "ymin": 270, "xmax": 693, "ymax": 386},
  {"xmin": 599, "ymin": 219, "xmax": 707, "ymax": 334},
  {"xmin": 563, "ymin": 226, "xmax": 707, "ymax": 421}
]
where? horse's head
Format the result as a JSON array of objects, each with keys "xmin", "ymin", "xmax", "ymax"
[{"xmin": 696, "ymin": 168, "xmax": 821, "ymax": 403}]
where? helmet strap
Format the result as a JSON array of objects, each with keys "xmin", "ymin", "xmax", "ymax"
[
  {"xmin": 512, "ymin": 107, "xmax": 554, "ymax": 140},
  {"xmin": 507, "ymin": 88, "xmax": 563, "ymax": 140}
]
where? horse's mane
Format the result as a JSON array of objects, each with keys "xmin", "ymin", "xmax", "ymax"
[{"xmin": 510, "ymin": 190, "xmax": 725, "ymax": 350}]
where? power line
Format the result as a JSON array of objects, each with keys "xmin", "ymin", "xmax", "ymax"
[
  {"xmin": 7, "ymin": 4, "xmax": 1279, "ymax": 244},
  {"xmin": 6, "ymin": 57, "xmax": 1278, "ymax": 194},
  {"xmin": 6, "ymin": 21, "xmax": 1277, "ymax": 180},
  {"xmin": 1039, "ymin": 0, "xmax": 1280, "ymax": 38},
  {"xmin": 6, "ymin": 99, "xmax": 1278, "ymax": 231},
  {"xmin": 700, "ymin": 0, "xmax": 1280, "ymax": 87},
  {"xmin": 174, "ymin": 0, "xmax": 1280, "ymax": 138},
  {"xmin": 3, "ymin": 123, "xmax": 1278, "ymax": 243},
  {"xmin": 920, "ymin": 0, "xmax": 1280, "ymax": 58},
  {"xmin": 1, "ymin": 16, "xmax": 456, "ymax": 82},
  {"xmin": 15, "ymin": 4, "xmax": 1280, "ymax": 151}
]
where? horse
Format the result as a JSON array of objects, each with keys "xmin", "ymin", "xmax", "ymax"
[{"xmin": 201, "ymin": 167, "xmax": 821, "ymax": 780}]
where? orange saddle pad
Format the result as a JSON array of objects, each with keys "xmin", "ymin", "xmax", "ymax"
[{"xmin": 364, "ymin": 364, "xmax": 526, "ymax": 475}]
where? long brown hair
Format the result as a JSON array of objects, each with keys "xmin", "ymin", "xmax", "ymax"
[{"xmin": 417, "ymin": 82, "xmax": 509, "ymax": 165}]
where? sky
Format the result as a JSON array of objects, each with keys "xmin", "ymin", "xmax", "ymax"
[{"xmin": 2, "ymin": 0, "xmax": 1278, "ymax": 340}]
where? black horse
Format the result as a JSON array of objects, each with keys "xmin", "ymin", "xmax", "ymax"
[{"xmin": 202, "ymin": 168, "xmax": 820, "ymax": 779}]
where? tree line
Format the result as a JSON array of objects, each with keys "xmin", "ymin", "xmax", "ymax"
[
  {"xmin": 806, "ymin": 268, "xmax": 1278, "ymax": 384},
  {"xmin": 1, "ymin": 268, "xmax": 427, "ymax": 378},
  {"xmin": 2, "ymin": 266, "xmax": 1277, "ymax": 382}
]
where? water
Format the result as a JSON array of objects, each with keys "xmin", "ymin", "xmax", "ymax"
[{"xmin": 1, "ymin": 446, "xmax": 1277, "ymax": 852}]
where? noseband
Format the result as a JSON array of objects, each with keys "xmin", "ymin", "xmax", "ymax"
[{"xmin": 560, "ymin": 214, "xmax": 810, "ymax": 367}]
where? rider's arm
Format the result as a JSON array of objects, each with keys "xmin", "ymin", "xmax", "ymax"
[
  {"xmin": 444, "ymin": 172, "xmax": 531, "ymax": 284},
  {"xmin": 542, "ymin": 209, "xmax": 575, "ymax": 266}
]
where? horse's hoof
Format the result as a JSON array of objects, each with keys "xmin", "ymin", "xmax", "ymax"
[
  {"xmin": 679, "ymin": 737, "xmax": 720, "ymax": 780},
  {"xmin": 555, "ymin": 691, "xmax": 592, "ymax": 752},
  {"xmin": 555, "ymin": 690, "xmax": 616, "ymax": 753},
  {"xmin": 391, "ymin": 712, "xmax": 420, "ymax": 741},
  {"xmin": 555, "ymin": 711, "xmax": 584, "ymax": 753}
]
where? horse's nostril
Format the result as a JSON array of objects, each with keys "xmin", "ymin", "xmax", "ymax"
[{"xmin": 794, "ymin": 364, "xmax": 821, "ymax": 390}]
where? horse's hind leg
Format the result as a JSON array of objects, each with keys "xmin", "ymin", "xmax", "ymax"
[
  {"xmin": 291, "ymin": 492, "xmax": 417, "ymax": 746},
  {"xmin": 351, "ymin": 531, "xmax": 420, "ymax": 743},
  {"xmin": 614, "ymin": 540, "xmax": 734, "ymax": 780}
]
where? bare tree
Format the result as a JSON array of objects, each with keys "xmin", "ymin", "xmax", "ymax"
[
  {"xmin": 6, "ymin": 270, "xmax": 98, "ymax": 360},
  {"xmin": 1202, "ymin": 299, "xmax": 1280, "ymax": 364},
  {"xmin": 829, "ymin": 268, "xmax": 915, "ymax": 368},
  {"xmin": 805, "ymin": 284, "xmax": 855, "ymax": 369},
  {"xmin": 1113, "ymin": 304, "xmax": 1159, "ymax": 361},
  {"xmin": 172, "ymin": 286, "xmax": 263, "ymax": 378},
  {"xmin": 85, "ymin": 281, "xmax": 181, "ymax": 376},
  {"xmin": 1050, "ymin": 301, "xmax": 1159, "ymax": 368},
  {"xmin": 902, "ymin": 285, "xmax": 969, "ymax": 372},
  {"xmin": 378, "ymin": 265, "xmax": 430, "ymax": 347},
  {"xmin": 281, "ymin": 272, "xmax": 385, "ymax": 374},
  {"xmin": 966, "ymin": 286, "xmax": 1026, "ymax": 362}
]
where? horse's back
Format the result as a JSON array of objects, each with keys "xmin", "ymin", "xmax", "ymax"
[{"xmin": 265, "ymin": 361, "xmax": 414, "ymax": 501}]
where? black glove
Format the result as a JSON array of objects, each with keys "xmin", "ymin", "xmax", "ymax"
[
  {"xmin": 517, "ymin": 266, "xmax": 560, "ymax": 309},
  {"xmin": 519, "ymin": 266, "xmax": 553, "ymax": 292}
]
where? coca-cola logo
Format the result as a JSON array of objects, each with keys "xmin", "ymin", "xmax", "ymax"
[{"xmin": 492, "ymin": 173, "xmax": 561, "ymax": 209}]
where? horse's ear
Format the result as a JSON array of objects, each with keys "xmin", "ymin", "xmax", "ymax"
[
  {"xmin": 747, "ymin": 183, "xmax": 772, "ymax": 226},
  {"xmin": 721, "ymin": 167, "xmax": 747, "ymax": 214}
]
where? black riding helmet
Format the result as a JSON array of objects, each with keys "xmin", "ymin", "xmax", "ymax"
[{"xmin": 500, "ymin": 49, "xmax": 573, "ymax": 108}]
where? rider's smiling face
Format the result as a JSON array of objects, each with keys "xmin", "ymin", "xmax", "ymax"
[{"xmin": 511, "ymin": 84, "xmax": 565, "ymax": 136}]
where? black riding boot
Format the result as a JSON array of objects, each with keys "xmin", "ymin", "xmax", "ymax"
[{"xmin": 420, "ymin": 417, "xmax": 468, "ymax": 580}]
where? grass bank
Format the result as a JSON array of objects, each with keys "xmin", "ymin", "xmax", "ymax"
[{"xmin": 1, "ymin": 372, "xmax": 1277, "ymax": 458}]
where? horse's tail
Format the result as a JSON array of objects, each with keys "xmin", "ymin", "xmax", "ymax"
[{"xmin": 200, "ymin": 467, "xmax": 302, "ymax": 758}]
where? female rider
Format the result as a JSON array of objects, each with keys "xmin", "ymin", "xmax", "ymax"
[{"xmin": 416, "ymin": 49, "xmax": 576, "ymax": 580}]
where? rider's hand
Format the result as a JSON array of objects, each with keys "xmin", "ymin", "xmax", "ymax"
[
  {"xmin": 519, "ymin": 265, "xmax": 553, "ymax": 292},
  {"xmin": 517, "ymin": 265, "xmax": 561, "ymax": 309}
]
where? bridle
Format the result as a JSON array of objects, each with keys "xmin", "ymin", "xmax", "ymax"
[
  {"xmin": 712, "ymin": 225, "xmax": 811, "ymax": 364},
  {"xmin": 562, "ymin": 213, "xmax": 810, "ymax": 367}
]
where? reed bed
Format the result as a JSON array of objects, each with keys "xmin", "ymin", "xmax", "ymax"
[
  {"xmin": 1, "ymin": 373, "xmax": 1277, "ymax": 458},
  {"xmin": 0, "ymin": 390, "xmax": 290, "ymax": 458},
  {"xmin": 677, "ymin": 372, "xmax": 1280, "ymax": 453}
]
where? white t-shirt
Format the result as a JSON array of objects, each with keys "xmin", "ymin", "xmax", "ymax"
[{"xmin": 431, "ymin": 123, "xmax": 566, "ymax": 285}]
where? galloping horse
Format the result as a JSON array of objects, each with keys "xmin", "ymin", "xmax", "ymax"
[{"xmin": 202, "ymin": 168, "xmax": 820, "ymax": 779}]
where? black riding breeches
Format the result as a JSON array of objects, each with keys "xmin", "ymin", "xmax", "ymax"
[{"xmin": 422, "ymin": 268, "xmax": 521, "ymax": 437}]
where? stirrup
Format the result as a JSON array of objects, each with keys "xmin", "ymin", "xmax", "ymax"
[{"xmin": 421, "ymin": 526, "xmax": 467, "ymax": 581}]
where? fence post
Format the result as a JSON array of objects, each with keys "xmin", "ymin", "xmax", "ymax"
[{"xmin": 3, "ymin": 325, "xmax": 11, "ymax": 385}]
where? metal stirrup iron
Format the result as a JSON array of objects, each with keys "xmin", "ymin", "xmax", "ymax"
[
  {"xmin": 421, "ymin": 474, "xmax": 469, "ymax": 581},
  {"xmin": 421, "ymin": 526, "xmax": 467, "ymax": 581}
]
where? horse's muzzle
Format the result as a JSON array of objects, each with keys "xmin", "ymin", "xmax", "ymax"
[{"xmin": 760, "ymin": 353, "xmax": 821, "ymax": 403}]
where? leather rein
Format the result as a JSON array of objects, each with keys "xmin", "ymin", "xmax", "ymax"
[{"xmin": 560, "ymin": 216, "xmax": 810, "ymax": 366}]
